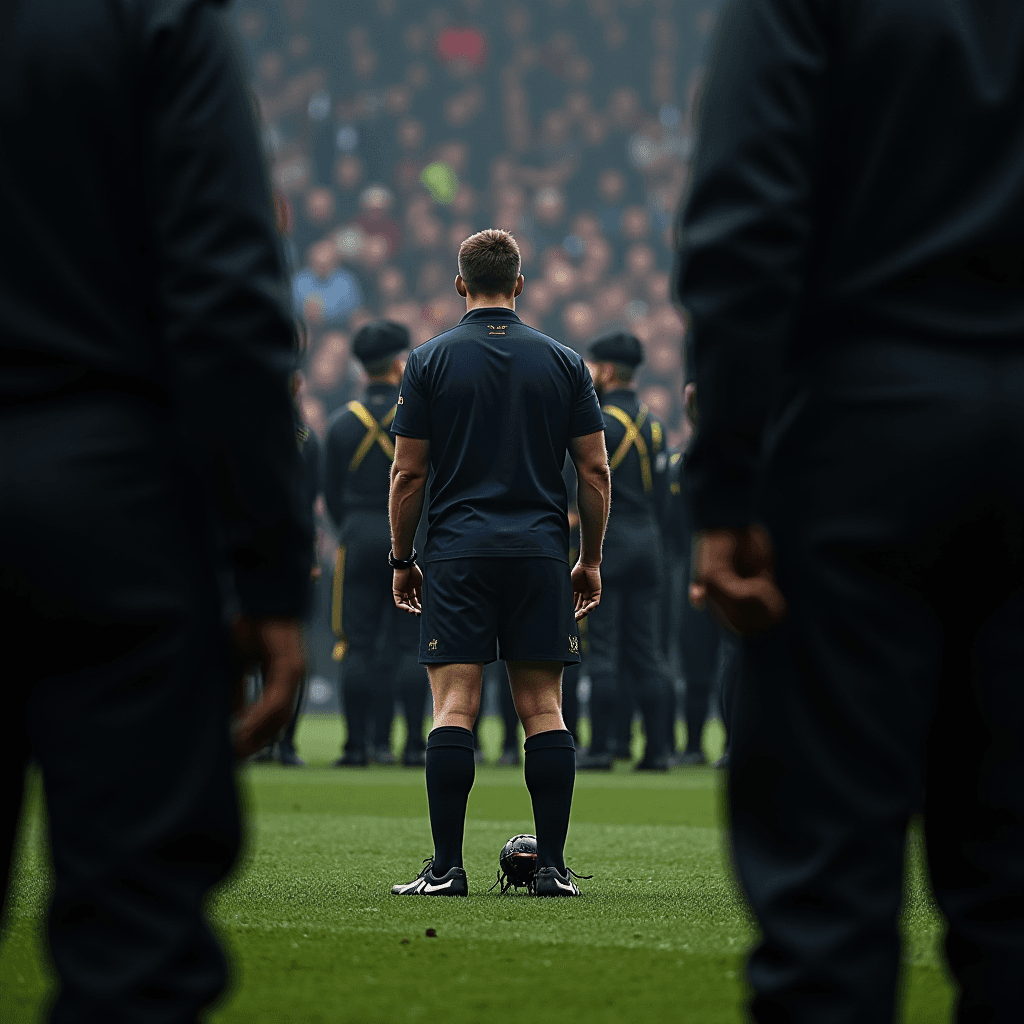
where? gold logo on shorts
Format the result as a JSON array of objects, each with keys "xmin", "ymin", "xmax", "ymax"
[
  {"xmin": 428, "ymin": 638, "xmax": 438, "ymax": 651},
  {"xmin": 569, "ymin": 635, "xmax": 579, "ymax": 654}
]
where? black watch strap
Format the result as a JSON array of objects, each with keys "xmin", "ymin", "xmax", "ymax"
[{"xmin": 388, "ymin": 548, "xmax": 418, "ymax": 570}]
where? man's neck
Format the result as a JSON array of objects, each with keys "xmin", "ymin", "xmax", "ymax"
[
  {"xmin": 464, "ymin": 293, "xmax": 516, "ymax": 312},
  {"xmin": 368, "ymin": 374, "xmax": 401, "ymax": 387}
]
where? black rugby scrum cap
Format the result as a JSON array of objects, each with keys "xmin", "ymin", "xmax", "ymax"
[
  {"xmin": 352, "ymin": 320, "xmax": 410, "ymax": 365},
  {"xmin": 587, "ymin": 329, "xmax": 644, "ymax": 369}
]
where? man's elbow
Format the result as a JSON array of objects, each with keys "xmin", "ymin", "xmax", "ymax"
[
  {"xmin": 393, "ymin": 465, "xmax": 428, "ymax": 490},
  {"xmin": 583, "ymin": 460, "xmax": 611, "ymax": 490}
]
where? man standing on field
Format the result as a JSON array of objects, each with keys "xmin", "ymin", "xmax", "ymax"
[{"xmin": 387, "ymin": 229, "xmax": 611, "ymax": 897}]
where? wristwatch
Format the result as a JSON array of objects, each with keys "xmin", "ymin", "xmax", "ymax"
[{"xmin": 388, "ymin": 548, "xmax": 418, "ymax": 570}]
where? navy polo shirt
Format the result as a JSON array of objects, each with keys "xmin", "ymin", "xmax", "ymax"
[{"xmin": 392, "ymin": 307, "xmax": 605, "ymax": 563}]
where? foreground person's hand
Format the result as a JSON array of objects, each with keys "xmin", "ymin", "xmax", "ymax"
[
  {"xmin": 393, "ymin": 565, "xmax": 423, "ymax": 615},
  {"xmin": 571, "ymin": 560, "xmax": 602, "ymax": 620},
  {"xmin": 231, "ymin": 616, "xmax": 306, "ymax": 758},
  {"xmin": 690, "ymin": 526, "xmax": 787, "ymax": 636}
]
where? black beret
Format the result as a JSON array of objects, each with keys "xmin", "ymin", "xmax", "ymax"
[
  {"xmin": 352, "ymin": 320, "xmax": 410, "ymax": 365},
  {"xmin": 587, "ymin": 329, "xmax": 644, "ymax": 369}
]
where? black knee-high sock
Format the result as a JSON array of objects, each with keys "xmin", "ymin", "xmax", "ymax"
[
  {"xmin": 524, "ymin": 729, "xmax": 576, "ymax": 874},
  {"xmin": 425, "ymin": 726, "xmax": 475, "ymax": 873}
]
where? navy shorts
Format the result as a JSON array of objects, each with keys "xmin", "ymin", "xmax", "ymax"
[{"xmin": 418, "ymin": 557, "xmax": 581, "ymax": 665}]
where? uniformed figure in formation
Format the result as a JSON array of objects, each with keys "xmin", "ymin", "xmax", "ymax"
[
  {"xmin": 1, "ymin": 2, "xmax": 311, "ymax": 1017},
  {"xmin": 675, "ymin": 2, "xmax": 1024, "ymax": 1019},
  {"xmin": 276, "ymin": 375, "xmax": 325, "ymax": 765},
  {"xmin": 324, "ymin": 321, "xmax": 428, "ymax": 767},
  {"xmin": 663, "ymin": 370, "xmax": 736, "ymax": 768},
  {"xmin": 579, "ymin": 330, "xmax": 670, "ymax": 771},
  {"xmin": 252, "ymin": 370, "xmax": 325, "ymax": 767}
]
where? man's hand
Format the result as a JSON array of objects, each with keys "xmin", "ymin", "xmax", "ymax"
[
  {"xmin": 571, "ymin": 560, "xmax": 602, "ymax": 620},
  {"xmin": 231, "ymin": 616, "xmax": 307, "ymax": 759},
  {"xmin": 690, "ymin": 525, "xmax": 787, "ymax": 636},
  {"xmin": 393, "ymin": 565, "xmax": 423, "ymax": 615}
]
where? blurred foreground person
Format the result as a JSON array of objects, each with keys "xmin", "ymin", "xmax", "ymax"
[
  {"xmin": 580, "ymin": 331, "xmax": 671, "ymax": 771},
  {"xmin": 666, "ymin": 381, "xmax": 734, "ymax": 768},
  {"xmin": 276, "ymin": 377, "xmax": 325, "ymax": 766},
  {"xmin": 0, "ymin": 3, "xmax": 311, "ymax": 1021},
  {"xmin": 324, "ymin": 321, "xmax": 428, "ymax": 768},
  {"xmin": 388, "ymin": 229, "xmax": 610, "ymax": 897},
  {"xmin": 675, "ymin": 2, "xmax": 1024, "ymax": 1021}
]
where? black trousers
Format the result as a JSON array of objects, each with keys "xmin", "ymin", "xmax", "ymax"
[
  {"xmin": 717, "ymin": 633, "xmax": 739, "ymax": 751},
  {"xmin": 732, "ymin": 341, "xmax": 1024, "ymax": 1023},
  {"xmin": 1, "ymin": 396, "xmax": 240, "ymax": 1024},
  {"xmin": 336, "ymin": 514, "xmax": 426, "ymax": 754},
  {"xmin": 678, "ymin": 592, "xmax": 722, "ymax": 754},
  {"xmin": 586, "ymin": 522, "xmax": 668, "ymax": 760}
]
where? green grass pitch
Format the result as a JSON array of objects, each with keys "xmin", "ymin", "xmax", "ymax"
[{"xmin": 2, "ymin": 716, "xmax": 955, "ymax": 1023}]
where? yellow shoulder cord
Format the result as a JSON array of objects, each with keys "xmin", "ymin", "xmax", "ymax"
[
  {"xmin": 604, "ymin": 404, "xmax": 653, "ymax": 493},
  {"xmin": 331, "ymin": 545, "xmax": 348, "ymax": 661},
  {"xmin": 346, "ymin": 402, "xmax": 397, "ymax": 471}
]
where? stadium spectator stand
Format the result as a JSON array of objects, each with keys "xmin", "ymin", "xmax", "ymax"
[{"xmin": 231, "ymin": 0, "xmax": 715, "ymax": 445}]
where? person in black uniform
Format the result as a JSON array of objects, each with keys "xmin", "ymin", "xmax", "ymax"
[
  {"xmin": 253, "ymin": 392, "xmax": 324, "ymax": 767},
  {"xmin": 276, "ymin": 380, "xmax": 325, "ymax": 766},
  {"xmin": 324, "ymin": 321, "xmax": 429, "ymax": 768},
  {"xmin": 577, "ymin": 331, "xmax": 671, "ymax": 772},
  {"xmin": 656, "ymin": 457, "xmax": 683, "ymax": 766},
  {"xmin": 0, "ymin": 3, "xmax": 311, "ymax": 1020},
  {"xmin": 664, "ymin": 377, "xmax": 730, "ymax": 767},
  {"xmin": 675, "ymin": 1, "xmax": 1024, "ymax": 1020},
  {"xmin": 388, "ymin": 229, "xmax": 611, "ymax": 897}
]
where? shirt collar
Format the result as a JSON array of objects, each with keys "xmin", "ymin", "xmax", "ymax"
[
  {"xmin": 459, "ymin": 307, "xmax": 523, "ymax": 325},
  {"xmin": 604, "ymin": 387, "xmax": 638, "ymax": 403}
]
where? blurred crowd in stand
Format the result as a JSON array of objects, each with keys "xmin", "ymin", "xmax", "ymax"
[{"xmin": 232, "ymin": 0, "xmax": 717, "ymax": 449}]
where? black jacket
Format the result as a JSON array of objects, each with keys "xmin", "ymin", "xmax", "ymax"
[
  {"xmin": 323, "ymin": 383, "xmax": 401, "ymax": 529},
  {"xmin": 673, "ymin": 0, "xmax": 1024, "ymax": 528},
  {"xmin": 0, "ymin": 0, "xmax": 311, "ymax": 616},
  {"xmin": 601, "ymin": 390, "xmax": 668, "ymax": 526}
]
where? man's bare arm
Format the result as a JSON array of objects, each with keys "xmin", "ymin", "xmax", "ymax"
[
  {"xmin": 568, "ymin": 430, "xmax": 611, "ymax": 619},
  {"xmin": 389, "ymin": 435, "xmax": 429, "ymax": 556},
  {"xmin": 568, "ymin": 430, "xmax": 611, "ymax": 566},
  {"xmin": 389, "ymin": 435, "xmax": 429, "ymax": 614}
]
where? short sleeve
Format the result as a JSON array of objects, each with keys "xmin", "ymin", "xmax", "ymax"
[
  {"xmin": 392, "ymin": 350, "xmax": 431, "ymax": 439},
  {"xmin": 568, "ymin": 358, "xmax": 606, "ymax": 438}
]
